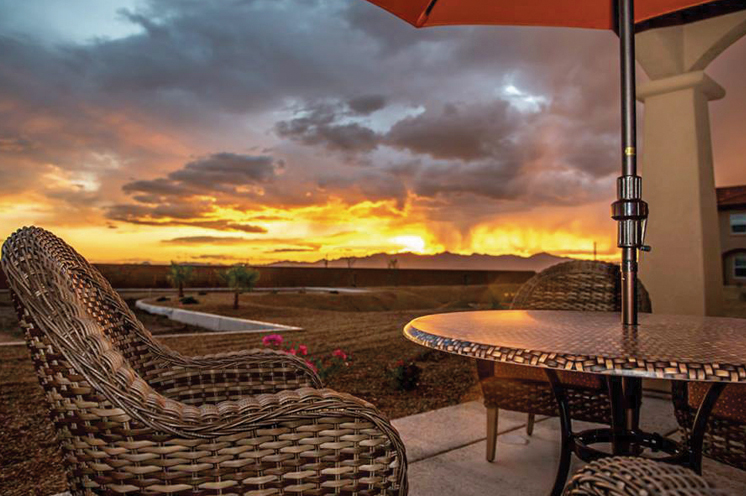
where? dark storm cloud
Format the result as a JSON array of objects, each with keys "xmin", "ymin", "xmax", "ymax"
[
  {"xmin": 0, "ymin": 0, "xmax": 624, "ymax": 218},
  {"xmin": 162, "ymin": 236, "xmax": 260, "ymax": 245},
  {"xmin": 387, "ymin": 101, "xmax": 520, "ymax": 161},
  {"xmin": 78, "ymin": 1, "xmax": 398, "ymax": 117},
  {"xmin": 123, "ymin": 153, "xmax": 279, "ymax": 197},
  {"xmin": 275, "ymin": 101, "xmax": 383, "ymax": 155},
  {"xmin": 162, "ymin": 236, "xmax": 320, "ymax": 250},
  {"xmin": 123, "ymin": 178, "xmax": 191, "ymax": 197},
  {"xmin": 347, "ymin": 95, "xmax": 387, "ymax": 115},
  {"xmin": 276, "ymin": 94, "xmax": 616, "ymax": 207},
  {"xmin": 108, "ymin": 152, "xmax": 283, "ymax": 229},
  {"xmin": 108, "ymin": 203, "xmax": 211, "ymax": 222},
  {"xmin": 171, "ymin": 153, "xmax": 278, "ymax": 187},
  {"xmin": 0, "ymin": 0, "xmax": 406, "ymax": 210},
  {"xmin": 392, "ymin": 101, "xmax": 617, "ymax": 206},
  {"xmin": 122, "ymin": 152, "xmax": 284, "ymax": 196},
  {"xmin": 5, "ymin": 0, "xmax": 742, "ymax": 241},
  {"xmin": 107, "ymin": 205, "xmax": 268, "ymax": 233}
]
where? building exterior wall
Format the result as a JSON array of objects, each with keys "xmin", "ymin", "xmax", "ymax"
[
  {"xmin": 723, "ymin": 251, "xmax": 746, "ymax": 286},
  {"xmin": 719, "ymin": 208, "xmax": 746, "ymax": 286}
]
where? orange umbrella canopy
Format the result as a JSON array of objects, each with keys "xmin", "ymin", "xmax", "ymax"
[{"xmin": 365, "ymin": 0, "xmax": 722, "ymax": 30}]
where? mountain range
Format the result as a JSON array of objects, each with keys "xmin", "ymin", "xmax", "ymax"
[{"xmin": 268, "ymin": 251, "xmax": 575, "ymax": 272}]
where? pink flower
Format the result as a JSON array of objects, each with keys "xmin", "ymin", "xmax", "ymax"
[
  {"xmin": 262, "ymin": 334, "xmax": 284, "ymax": 347},
  {"xmin": 332, "ymin": 349, "xmax": 347, "ymax": 360},
  {"xmin": 305, "ymin": 360, "xmax": 318, "ymax": 373},
  {"xmin": 288, "ymin": 347, "xmax": 297, "ymax": 355},
  {"xmin": 298, "ymin": 345, "xmax": 308, "ymax": 356}
]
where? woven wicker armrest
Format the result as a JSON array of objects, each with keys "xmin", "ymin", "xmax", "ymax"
[
  {"xmin": 148, "ymin": 347, "xmax": 324, "ymax": 403},
  {"xmin": 98, "ymin": 356, "xmax": 408, "ymax": 495}
]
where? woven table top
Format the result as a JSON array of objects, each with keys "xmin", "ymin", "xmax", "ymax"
[{"xmin": 404, "ymin": 310, "xmax": 746, "ymax": 382}]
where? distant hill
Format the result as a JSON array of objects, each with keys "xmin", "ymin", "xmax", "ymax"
[{"xmin": 267, "ymin": 251, "xmax": 576, "ymax": 272}]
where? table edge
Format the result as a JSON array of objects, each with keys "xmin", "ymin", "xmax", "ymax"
[{"xmin": 403, "ymin": 317, "xmax": 746, "ymax": 383}]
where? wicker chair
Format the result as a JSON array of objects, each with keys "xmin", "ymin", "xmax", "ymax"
[
  {"xmin": 564, "ymin": 457, "xmax": 727, "ymax": 495},
  {"xmin": 2, "ymin": 226, "xmax": 407, "ymax": 495},
  {"xmin": 478, "ymin": 260, "xmax": 652, "ymax": 461},
  {"xmin": 672, "ymin": 381, "xmax": 746, "ymax": 471}
]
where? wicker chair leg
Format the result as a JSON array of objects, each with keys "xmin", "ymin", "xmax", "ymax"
[
  {"xmin": 527, "ymin": 413, "xmax": 535, "ymax": 436},
  {"xmin": 487, "ymin": 406, "xmax": 499, "ymax": 462}
]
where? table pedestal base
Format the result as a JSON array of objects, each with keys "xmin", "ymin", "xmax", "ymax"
[{"xmin": 544, "ymin": 370, "xmax": 726, "ymax": 496}]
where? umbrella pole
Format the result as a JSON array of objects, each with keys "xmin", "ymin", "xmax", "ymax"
[{"xmin": 612, "ymin": 0, "xmax": 649, "ymax": 326}]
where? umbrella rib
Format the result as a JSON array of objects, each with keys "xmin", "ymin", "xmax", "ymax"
[{"xmin": 416, "ymin": 0, "xmax": 441, "ymax": 27}]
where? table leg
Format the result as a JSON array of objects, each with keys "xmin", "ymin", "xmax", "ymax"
[
  {"xmin": 606, "ymin": 376, "xmax": 643, "ymax": 455},
  {"xmin": 544, "ymin": 370, "xmax": 573, "ymax": 496},
  {"xmin": 606, "ymin": 376, "xmax": 626, "ymax": 455},
  {"xmin": 543, "ymin": 371, "xmax": 707, "ymax": 495},
  {"xmin": 623, "ymin": 377, "xmax": 642, "ymax": 434},
  {"xmin": 689, "ymin": 382, "xmax": 726, "ymax": 474}
]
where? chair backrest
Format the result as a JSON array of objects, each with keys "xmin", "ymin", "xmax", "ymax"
[
  {"xmin": 510, "ymin": 260, "xmax": 652, "ymax": 312},
  {"xmin": 2, "ymin": 227, "xmax": 193, "ymax": 493},
  {"xmin": 2, "ymin": 226, "xmax": 171, "ymax": 379}
]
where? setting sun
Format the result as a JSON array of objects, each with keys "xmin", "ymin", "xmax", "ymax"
[{"xmin": 391, "ymin": 235, "xmax": 427, "ymax": 254}]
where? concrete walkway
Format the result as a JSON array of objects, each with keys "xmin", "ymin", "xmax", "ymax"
[{"xmin": 392, "ymin": 396, "xmax": 746, "ymax": 495}]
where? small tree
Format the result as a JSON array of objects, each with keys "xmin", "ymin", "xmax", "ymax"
[
  {"xmin": 167, "ymin": 262, "xmax": 193, "ymax": 298},
  {"xmin": 221, "ymin": 264, "xmax": 260, "ymax": 309}
]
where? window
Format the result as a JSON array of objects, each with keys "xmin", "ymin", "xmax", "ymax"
[
  {"xmin": 730, "ymin": 214, "xmax": 746, "ymax": 234},
  {"xmin": 735, "ymin": 256, "xmax": 746, "ymax": 279}
]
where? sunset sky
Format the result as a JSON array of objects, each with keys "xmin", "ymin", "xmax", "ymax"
[{"xmin": 1, "ymin": 0, "xmax": 744, "ymax": 265}]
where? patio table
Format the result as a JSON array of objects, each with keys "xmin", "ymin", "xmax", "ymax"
[{"xmin": 404, "ymin": 310, "xmax": 746, "ymax": 496}]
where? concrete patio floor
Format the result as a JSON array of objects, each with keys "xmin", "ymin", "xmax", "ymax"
[{"xmin": 392, "ymin": 394, "xmax": 746, "ymax": 496}]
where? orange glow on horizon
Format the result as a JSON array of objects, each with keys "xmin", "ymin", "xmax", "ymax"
[{"xmin": 0, "ymin": 192, "xmax": 617, "ymax": 265}]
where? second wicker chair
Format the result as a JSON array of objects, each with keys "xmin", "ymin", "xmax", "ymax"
[
  {"xmin": 477, "ymin": 260, "xmax": 652, "ymax": 461},
  {"xmin": 673, "ymin": 381, "xmax": 746, "ymax": 472}
]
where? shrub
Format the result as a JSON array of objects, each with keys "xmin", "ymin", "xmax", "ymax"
[
  {"xmin": 261, "ymin": 334, "xmax": 352, "ymax": 381},
  {"xmin": 307, "ymin": 348, "xmax": 353, "ymax": 381},
  {"xmin": 387, "ymin": 358, "xmax": 422, "ymax": 391},
  {"xmin": 156, "ymin": 296, "xmax": 170, "ymax": 302},
  {"xmin": 180, "ymin": 296, "xmax": 199, "ymax": 305}
]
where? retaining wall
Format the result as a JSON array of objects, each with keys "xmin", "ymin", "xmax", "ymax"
[{"xmin": 135, "ymin": 300, "xmax": 301, "ymax": 333}]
